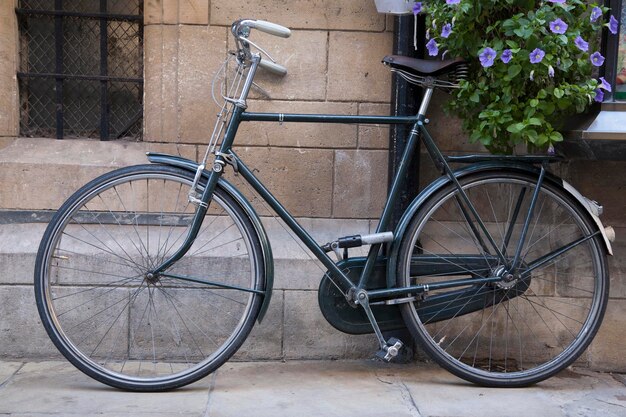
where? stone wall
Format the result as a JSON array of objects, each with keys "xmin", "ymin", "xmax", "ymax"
[
  {"xmin": 143, "ymin": 0, "xmax": 393, "ymax": 219},
  {"xmin": 0, "ymin": 0, "xmax": 624, "ymax": 373}
]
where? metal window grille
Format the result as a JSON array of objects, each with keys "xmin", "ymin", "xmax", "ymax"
[{"xmin": 16, "ymin": 0, "xmax": 143, "ymax": 140}]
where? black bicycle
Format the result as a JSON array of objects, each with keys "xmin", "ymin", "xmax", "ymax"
[{"xmin": 34, "ymin": 19, "xmax": 613, "ymax": 391}]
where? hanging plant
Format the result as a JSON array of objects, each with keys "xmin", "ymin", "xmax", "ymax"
[{"xmin": 414, "ymin": 0, "xmax": 618, "ymax": 154}]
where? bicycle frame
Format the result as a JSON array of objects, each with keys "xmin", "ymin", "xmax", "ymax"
[
  {"xmin": 150, "ymin": 104, "xmax": 529, "ymax": 301},
  {"xmin": 148, "ymin": 52, "xmax": 607, "ymax": 319}
]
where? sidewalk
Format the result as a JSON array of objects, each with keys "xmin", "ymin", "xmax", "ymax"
[{"xmin": 1, "ymin": 359, "xmax": 626, "ymax": 417}]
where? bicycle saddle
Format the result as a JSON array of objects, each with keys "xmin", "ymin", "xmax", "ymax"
[{"xmin": 382, "ymin": 55, "xmax": 467, "ymax": 77}]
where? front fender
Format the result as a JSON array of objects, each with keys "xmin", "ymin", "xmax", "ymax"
[
  {"xmin": 146, "ymin": 152, "xmax": 275, "ymax": 322},
  {"xmin": 386, "ymin": 162, "xmax": 613, "ymax": 289}
]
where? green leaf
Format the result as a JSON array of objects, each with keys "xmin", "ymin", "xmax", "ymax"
[
  {"xmin": 554, "ymin": 88, "xmax": 564, "ymax": 99},
  {"xmin": 507, "ymin": 122, "xmax": 526, "ymax": 133},
  {"xmin": 508, "ymin": 64, "xmax": 522, "ymax": 78},
  {"xmin": 526, "ymin": 129, "xmax": 539, "ymax": 143},
  {"xmin": 549, "ymin": 131, "xmax": 564, "ymax": 142},
  {"xmin": 528, "ymin": 117, "xmax": 542, "ymax": 126},
  {"xmin": 530, "ymin": 99, "xmax": 539, "ymax": 108},
  {"xmin": 470, "ymin": 130, "xmax": 483, "ymax": 143},
  {"xmin": 560, "ymin": 58, "xmax": 573, "ymax": 71}
]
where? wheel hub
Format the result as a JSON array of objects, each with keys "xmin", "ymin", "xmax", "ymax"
[
  {"xmin": 145, "ymin": 272, "xmax": 160, "ymax": 284},
  {"xmin": 494, "ymin": 266, "xmax": 521, "ymax": 290}
]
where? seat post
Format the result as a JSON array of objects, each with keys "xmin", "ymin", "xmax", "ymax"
[{"xmin": 418, "ymin": 87, "xmax": 434, "ymax": 117}]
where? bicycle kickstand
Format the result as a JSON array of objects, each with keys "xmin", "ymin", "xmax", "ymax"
[{"xmin": 354, "ymin": 289, "xmax": 404, "ymax": 362}]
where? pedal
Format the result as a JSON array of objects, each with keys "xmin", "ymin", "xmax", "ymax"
[{"xmin": 375, "ymin": 338, "xmax": 404, "ymax": 362}]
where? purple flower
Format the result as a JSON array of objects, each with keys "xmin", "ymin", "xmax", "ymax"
[
  {"xmin": 590, "ymin": 7, "xmax": 602, "ymax": 23},
  {"xmin": 548, "ymin": 0, "xmax": 565, "ymax": 3},
  {"xmin": 549, "ymin": 18, "xmax": 568, "ymax": 34},
  {"xmin": 590, "ymin": 51, "xmax": 605, "ymax": 67},
  {"xmin": 594, "ymin": 88, "xmax": 604, "ymax": 102},
  {"xmin": 441, "ymin": 23, "xmax": 452, "ymax": 38},
  {"xmin": 479, "ymin": 47, "xmax": 497, "ymax": 68},
  {"xmin": 574, "ymin": 36, "xmax": 589, "ymax": 52},
  {"xmin": 529, "ymin": 48, "xmax": 545, "ymax": 64},
  {"xmin": 548, "ymin": 65, "xmax": 555, "ymax": 78},
  {"xmin": 609, "ymin": 15, "xmax": 619, "ymax": 35},
  {"xmin": 501, "ymin": 49, "xmax": 513, "ymax": 64},
  {"xmin": 446, "ymin": 0, "xmax": 461, "ymax": 4},
  {"xmin": 426, "ymin": 39, "xmax": 438, "ymax": 56},
  {"xmin": 530, "ymin": 70, "xmax": 535, "ymax": 81},
  {"xmin": 599, "ymin": 77, "xmax": 612, "ymax": 92},
  {"xmin": 412, "ymin": 2, "xmax": 422, "ymax": 15}
]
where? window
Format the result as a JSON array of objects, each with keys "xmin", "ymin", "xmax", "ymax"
[{"xmin": 16, "ymin": 0, "xmax": 143, "ymax": 140}]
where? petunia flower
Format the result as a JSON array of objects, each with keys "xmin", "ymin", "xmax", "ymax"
[
  {"xmin": 574, "ymin": 36, "xmax": 589, "ymax": 52},
  {"xmin": 501, "ymin": 49, "xmax": 513, "ymax": 64},
  {"xmin": 479, "ymin": 47, "xmax": 497, "ymax": 67},
  {"xmin": 529, "ymin": 48, "xmax": 545, "ymax": 64},
  {"xmin": 441, "ymin": 23, "xmax": 452, "ymax": 38},
  {"xmin": 412, "ymin": 2, "xmax": 422, "ymax": 15},
  {"xmin": 426, "ymin": 39, "xmax": 438, "ymax": 56},
  {"xmin": 590, "ymin": 7, "xmax": 602, "ymax": 23},
  {"xmin": 590, "ymin": 51, "xmax": 605, "ymax": 67},
  {"xmin": 548, "ymin": 65, "xmax": 555, "ymax": 78},
  {"xmin": 548, "ymin": 0, "xmax": 565, "ymax": 3},
  {"xmin": 446, "ymin": 0, "xmax": 461, "ymax": 4},
  {"xmin": 594, "ymin": 88, "xmax": 604, "ymax": 102},
  {"xmin": 609, "ymin": 15, "xmax": 619, "ymax": 35},
  {"xmin": 549, "ymin": 18, "xmax": 568, "ymax": 34},
  {"xmin": 530, "ymin": 70, "xmax": 535, "ymax": 81},
  {"xmin": 599, "ymin": 77, "xmax": 612, "ymax": 92}
]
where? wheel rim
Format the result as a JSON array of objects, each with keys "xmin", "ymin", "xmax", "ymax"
[
  {"xmin": 402, "ymin": 175, "xmax": 605, "ymax": 382},
  {"xmin": 39, "ymin": 169, "xmax": 261, "ymax": 386}
]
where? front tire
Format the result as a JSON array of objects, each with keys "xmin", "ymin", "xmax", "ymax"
[{"xmin": 34, "ymin": 164, "xmax": 265, "ymax": 391}]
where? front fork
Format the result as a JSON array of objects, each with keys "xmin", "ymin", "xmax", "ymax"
[
  {"xmin": 149, "ymin": 163, "xmax": 223, "ymax": 275},
  {"xmin": 150, "ymin": 108, "xmax": 247, "ymax": 275}
]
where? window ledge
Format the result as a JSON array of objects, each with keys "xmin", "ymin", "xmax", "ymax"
[{"xmin": 558, "ymin": 105, "xmax": 626, "ymax": 160}]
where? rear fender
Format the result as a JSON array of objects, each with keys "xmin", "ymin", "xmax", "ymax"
[
  {"xmin": 386, "ymin": 162, "xmax": 613, "ymax": 289},
  {"xmin": 146, "ymin": 153, "xmax": 275, "ymax": 322}
]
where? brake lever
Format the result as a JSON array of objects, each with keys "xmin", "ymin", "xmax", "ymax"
[{"xmin": 236, "ymin": 35, "xmax": 277, "ymax": 63}]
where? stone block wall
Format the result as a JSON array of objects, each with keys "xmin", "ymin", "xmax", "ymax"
[
  {"xmin": 143, "ymin": 0, "xmax": 393, "ymax": 219},
  {"xmin": 0, "ymin": 0, "xmax": 624, "ymax": 373}
]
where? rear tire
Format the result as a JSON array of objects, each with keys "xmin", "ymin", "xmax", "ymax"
[
  {"xmin": 396, "ymin": 170, "xmax": 609, "ymax": 387},
  {"xmin": 34, "ymin": 164, "xmax": 265, "ymax": 391}
]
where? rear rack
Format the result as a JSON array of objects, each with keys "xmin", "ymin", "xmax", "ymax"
[{"xmin": 445, "ymin": 155, "xmax": 564, "ymax": 164}]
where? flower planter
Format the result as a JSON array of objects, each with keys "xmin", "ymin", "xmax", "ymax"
[{"xmin": 374, "ymin": 0, "xmax": 412, "ymax": 15}]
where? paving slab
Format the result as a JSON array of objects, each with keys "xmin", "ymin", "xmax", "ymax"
[
  {"xmin": 1, "ymin": 360, "xmax": 625, "ymax": 417},
  {"xmin": 0, "ymin": 361, "xmax": 21, "ymax": 386},
  {"xmin": 0, "ymin": 361, "xmax": 212, "ymax": 416},
  {"xmin": 207, "ymin": 361, "xmax": 626, "ymax": 417}
]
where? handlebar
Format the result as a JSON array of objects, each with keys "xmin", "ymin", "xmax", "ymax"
[
  {"xmin": 258, "ymin": 59, "xmax": 288, "ymax": 76},
  {"xmin": 253, "ymin": 20, "xmax": 291, "ymax": 38},
  {"xmin": 231, "ymin": 19, "xmax": 290, "ymax": 76}
]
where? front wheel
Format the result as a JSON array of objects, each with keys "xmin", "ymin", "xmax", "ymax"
[
  {"xmin": 34, "ymin": 164, "xmax": 265, "ymax": 391},
  {"xmin": 396, "ymin": 170, "xmax": 609, "ymax": 387}
]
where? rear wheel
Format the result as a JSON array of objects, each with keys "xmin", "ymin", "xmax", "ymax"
[
  {"xmin": 34, "ymin": 164, "xmax": 265, "ymax": 391},
  {"xmin": 396, "ymin": 170, "xmax": 608, "ymax": 387}
]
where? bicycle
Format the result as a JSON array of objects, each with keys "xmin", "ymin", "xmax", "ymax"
[{"xmin": 34, "ymin": 19, "xmax": 614, "ymax": 391}]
